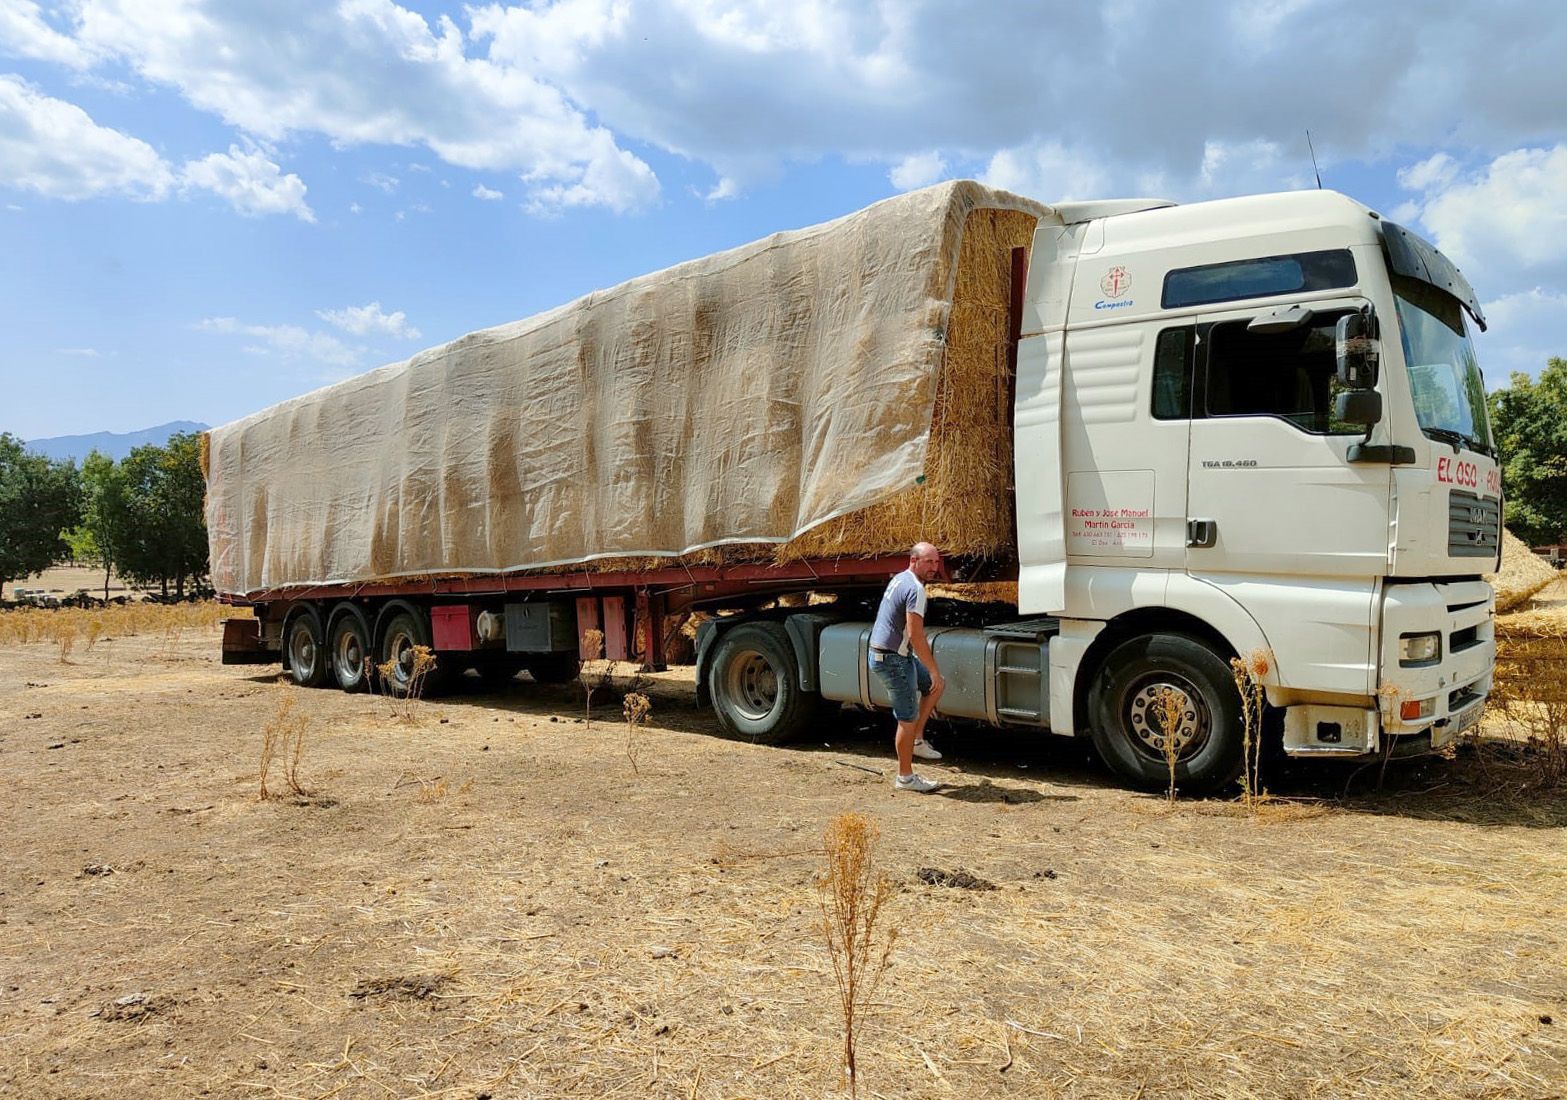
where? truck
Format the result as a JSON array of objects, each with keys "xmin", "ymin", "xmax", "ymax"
[{"xmin": 210, "ymin": 182, "xmax": 1500, "ymax": 794}]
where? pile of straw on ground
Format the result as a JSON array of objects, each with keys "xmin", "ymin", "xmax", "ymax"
[{"xmin": 1489, "ymin": 528, "xmax": 1558, "ymax": 612}]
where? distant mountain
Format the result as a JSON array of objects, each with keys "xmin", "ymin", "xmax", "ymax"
[{"xmin": 23, "ymin": 420, "xmax": 210, "ymax": 463}]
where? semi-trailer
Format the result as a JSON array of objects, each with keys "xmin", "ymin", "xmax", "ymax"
[{"xmin": 209, "ymin": 180, "xmax": 1500, "ymax": 793}]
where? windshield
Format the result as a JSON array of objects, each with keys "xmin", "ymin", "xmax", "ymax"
[{"xmin": 1392, "ymin": 276, "xmax": 1493, "ymax": 455}]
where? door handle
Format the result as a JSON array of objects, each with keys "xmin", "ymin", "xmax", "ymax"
[{"xmin": 1187, "ymin": 519, "xmax": 1217, "ymax": 548}]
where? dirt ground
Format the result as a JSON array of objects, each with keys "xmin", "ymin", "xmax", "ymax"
[{"xmin": 2, "ymin": 626, "xmax": 1565, "ymax": 1100}]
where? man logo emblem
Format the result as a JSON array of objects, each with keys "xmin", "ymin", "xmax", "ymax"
[{"xmin": 1100, "ymin": 266, "xmax": 1130, "ymax": 298}]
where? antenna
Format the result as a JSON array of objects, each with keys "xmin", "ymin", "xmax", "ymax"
[{"xmin": 1305, "ymin": 130, "xmax": 1323, "ymax": 190}]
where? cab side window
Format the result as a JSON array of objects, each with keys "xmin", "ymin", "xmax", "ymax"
[
  {"xmin": 1150, "ymin": 326, "xmax": 1195, "ymax": 420},
  {"xmin": 1203, "ymin": 314, "xmax": 1358, "ymax": 434}
]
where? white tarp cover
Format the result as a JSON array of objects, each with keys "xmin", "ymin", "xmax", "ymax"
[{"xmin": 206, "ymin": 180, "xmax": 1051, "ymax": 596}]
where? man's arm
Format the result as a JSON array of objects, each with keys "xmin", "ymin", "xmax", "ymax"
[{"xmin": 905, "ymin": 609, "xmax": 944, "ymax": 691}]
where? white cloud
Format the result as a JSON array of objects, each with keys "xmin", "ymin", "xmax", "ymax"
[
  {"xmin": 0, "ymin": 0, "xmax": 96, "ymax": 68},
  {"xmin": 703, "ymin": 176, "xmax": 739, "ymax": 202},
  {"xmin": 197, "ymin": 316, "xmax": 360, "ymax": 368},
  {"xmin": 0, "ymin": 74, "xmax": 173, "ymax": 199},
  {"xmin": 363, "ymin": 171, "xmax": 399, "ymax": 194},
  {"xmin": 888, "ymin": 151, "xmax": 945, "ymax": 192},
  {"xmin": 56, "ymin": 346, "xmax": 101, "ymax": 357},
  {"xmin": 471, "ymin": 183, "xmax": 503, "ymax": 200},
  {"xmin": 180, "ymin": 144, "xmax": 314, "ymax": 221},
  {"xmin": 982, "ymin": 141, "xmax": 1111, "ymax": 203},
  {"xmin": 1476, "ymin": 288, "xmax": 1567, "ymax": 384},
  {"xmin": 316, "ymin": 301, "xmax": 420, "ymax": 340},
  {"xmin": 1397, "ymin": 145, "xmax": 1567, "ymax": 292},
  {"xmin": 348, "ymin": 201, "xmax": 362, "ymax": 214},
  {"xmin": 65, "ymin": 0, "xmax": 660, "ymax": 213}
]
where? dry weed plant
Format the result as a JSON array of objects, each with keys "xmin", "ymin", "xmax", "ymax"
[
  {"xmin": 622, "ymin": 690, "xmax": 652, "ymax": 774},
  {"xmin": 577, "ymin": 629, "xmax": 615, "ymax": 727},
  {"xmin": 57, "ymin": 623, "xmax": 76, "ymax": 664},
  {"xmin": 259, "ymin": 692, "xmax": 311, "ymax": 800},
  {"xmin": 417, "ymin": 777, "xmax": 471, "ymax": 803},
  {"xmin": 1152, "ymin": 685, "xmax": 1189, "ymax": 802},
  {"xmin": 817, "ymin": 811, "xmax": 898, "ymax": 1099},
  {"xmin": 1229, "ymin": 648, "xmax": 1272, "ymax": 809},
  {"xmin": 376, "ymin": 645, "xmax": 438, "ymax": 722},
  {"xmin": 84, "ymin": 618, "xmax": 103, "ymax": 654}
]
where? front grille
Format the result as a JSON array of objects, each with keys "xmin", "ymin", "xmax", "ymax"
[{"xmin": 1448, "ymin": 490, "xmax": 1500, "ymax": 558}]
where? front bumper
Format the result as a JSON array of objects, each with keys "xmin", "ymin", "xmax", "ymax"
[{"xmin": 1282, "ymin": 579, "xmax": 1493, "ymax": 756}]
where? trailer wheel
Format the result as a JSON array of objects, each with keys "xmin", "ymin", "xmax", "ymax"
[
  {"xmin": 285, "ymin": 609, "xmax": 328, "ymax": 688},
  {"xmin": 709, "ymin": 622, "xmax": 818, "ymax": 745},
  {"xmin": 525, "ymin": 652, "xmax": 582, "ymax": 684},
  {"xmin": 1088, "ymin": 632, "xmax": 1244, "ymax": 795},
  {"xmin": 378, "ymin": 609, "xmax": 436, "ymax": 698},
  {"xmin": 328, "ymin": 604, "xmax": 373, "ymax": 692}
]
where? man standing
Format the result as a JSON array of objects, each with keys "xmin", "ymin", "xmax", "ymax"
[{"xmin": 868, "ymin": 542, "xmax": 946, "ymax": 792}]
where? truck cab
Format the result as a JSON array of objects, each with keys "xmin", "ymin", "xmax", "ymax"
[{"xmin": 708, "ymin": 190, "xmax": 1500, "ymax": 793}]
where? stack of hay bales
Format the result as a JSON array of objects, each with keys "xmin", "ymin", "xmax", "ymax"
[
  {"xmin": 204, "ymin": 181, "xmax": 1047, "ymax": 596},
  {"xmin": 1489, "ymin": 529, "xmax": 1559, "ymax": 613}
]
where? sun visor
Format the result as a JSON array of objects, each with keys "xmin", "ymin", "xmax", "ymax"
[{"xmin": 1381, "ymin": 221, "xmax": 1487, "ymax": 331}]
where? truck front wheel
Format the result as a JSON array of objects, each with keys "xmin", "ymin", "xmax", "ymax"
[
  {"xmin": 709, "ymin": 622, "xmax": 819, "ymax": 745},
  {"xmin": 1088, "ymin": 632, "xmax": 1244, "ymax": 796}
]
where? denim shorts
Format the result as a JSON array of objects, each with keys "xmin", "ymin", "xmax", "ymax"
[{"xmin": 868, "ymin": 650, "xmax": 932, "ymax": 722}]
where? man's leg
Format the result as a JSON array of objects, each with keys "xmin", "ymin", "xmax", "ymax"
[
  {"xmin": 911, "ymin": 656, "xmax": 942, "ymax": 743},
  {"xmin": 895, "ymin": 718, "xmax": 917, "ymax": 776}
]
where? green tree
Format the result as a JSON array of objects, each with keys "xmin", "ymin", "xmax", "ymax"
[
  {"xmin": 116, "ymin": 433, "xmax": 209, "ymax": 597},
  {"xmin": 1488, "ymin": 358, "xmax": 1567, "ymax": 546},
  {"xmin": 0, "ymin": 433, "xmax": 82, "ymax": 599},
  {"xmin": 62, "ymin": 450, "xmax": 129, "ymax": 601}
]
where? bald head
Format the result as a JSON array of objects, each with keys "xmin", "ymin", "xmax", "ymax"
[{"xmin": 909, "ymin": 541, "xmax": 943, "ymax": 582}]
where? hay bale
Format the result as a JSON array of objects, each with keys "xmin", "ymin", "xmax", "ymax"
[
  {"xmin": 775, "ymin": 207, "xmax": 1036, "ymax": 564},
  {"xmin": 1488, "ymin": 529, "xmax": 1558, "ymax": 613}
]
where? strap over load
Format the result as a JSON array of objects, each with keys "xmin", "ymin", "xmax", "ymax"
[{"xmin": 206, "ymin": 180, "xmax": 1052, "ymax": 596}]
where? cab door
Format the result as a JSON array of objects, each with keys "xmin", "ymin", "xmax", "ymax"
[{"xmin": 1184, "ymin": 303, "xmax": 1390, "ymax": 695}]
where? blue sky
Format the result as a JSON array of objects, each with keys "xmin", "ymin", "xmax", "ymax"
[{"xmin": 2, "ymin": 0, "xmax": 1565, "ymax": 441}]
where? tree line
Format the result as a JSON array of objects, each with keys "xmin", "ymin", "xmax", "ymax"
[{"xmin": 0, "ymin": 431, "xmax": 208, "ymax": 601}]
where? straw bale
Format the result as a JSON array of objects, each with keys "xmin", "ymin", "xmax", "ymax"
[
  {"xmin": 1488, "ymin": 528, "xmax": 1557, "ymax": 612},
  {"xmin": 775, "ymin": 207, "xmax": 1036, "ymax": 564}
]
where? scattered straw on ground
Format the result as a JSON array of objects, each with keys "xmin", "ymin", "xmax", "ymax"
[{"xmin": 1490, "ymin": 529, "xmax": 1558, "ymax": 613}]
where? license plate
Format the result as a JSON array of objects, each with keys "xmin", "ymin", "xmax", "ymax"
[{"xmin": 1451, "ymin": 700, "xmax": 1484, "ymax": 735}]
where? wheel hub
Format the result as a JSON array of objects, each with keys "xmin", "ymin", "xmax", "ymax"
[
  {"xmin": 725, "ymin": 651, "xmax": 779, "ymax": 721},
  {"xmin": 1126, "ymin": 675, "xmax": 1210, "ymax": 761}
]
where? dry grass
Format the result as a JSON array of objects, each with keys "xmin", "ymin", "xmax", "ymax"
[
  {"xmin": 817, "ymin": 812, "xmax": 898, "ymax": 1099},
  {"xmin": 1230, "ymin": 648, "xmax": 1273, "ymax": 808},
  {"xmin": 0, "ymin": 600, "xmax": 229, "ymax": 647},
  {"xmin": 4, "ymin": 628, "xmax": 1566, "ymax": 1099},
  {"xmin": 375, "ymin": 645, "xmax": 438, "ymax": 722},
  {"xmin": 578, "ymin": 628, "xmax": 614, "ymax": 727},
  {"xmin": 258, "ymin": 690, "xmax": 310, "ymax": 801},
  {"xmin": 1152, "ymin": 686, "xmax": 1188, "ymax": 802},
  {"xmin": 623, "ymin": 690, "xmax": 652, "ymax": 774}
]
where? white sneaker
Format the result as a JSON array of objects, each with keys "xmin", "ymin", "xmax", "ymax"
[
  {"xmin": 912, "ymin": 739, "xmax": 942, "ymax": 761},
  {"xmin": 895, "ymin": 772, "xmax": 941, "ymax": 793}
]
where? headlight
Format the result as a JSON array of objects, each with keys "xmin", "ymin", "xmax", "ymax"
[{"xmin": 1399, "ymin": 632, "xmax": 1441, "ymax": 665}]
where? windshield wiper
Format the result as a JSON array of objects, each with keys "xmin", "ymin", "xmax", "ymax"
[{"xmin": 1423, "ymin": 426, "xmax": 1492, "ymax": 457}]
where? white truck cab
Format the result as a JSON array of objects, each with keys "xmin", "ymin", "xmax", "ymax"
[
  {"xmin": 1012, "ymin": 189, "xmax": 1497, "ymax": 787},
  {"xmin": 706, "ymin": 188, "xmax": 1499, "ymax": 794}
]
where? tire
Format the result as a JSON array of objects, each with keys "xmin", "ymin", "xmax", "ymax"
[
  {"xmin": 709, "ymin": 622, "xmax": 820, "ymax": 745},
  {"xmin": 285, "ymin": 609, "xmax": 328, "ymax": 688},
  {"xmin": 377, "ymin": 608, "xmax": 437, "ymax": 698},
  {"xmin": 328, "ymin": 604, "xmax": 373, "ymax": 693},
  {"xmin": 1087, "ymin": 632, "xmax": 1244, "ymax": 796},
  {"xmin": 525, "ymin": 651, "xmax": 583, "ymax": 684}
]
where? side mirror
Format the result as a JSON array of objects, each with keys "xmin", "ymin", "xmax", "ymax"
[
  {"xmin": 1336, "ymin": 310, "xmax": 1379, "ymax": 389},
  {"xmin": 1335, "ymin": 389, "xmax": 1383, "ymax": 428}
]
